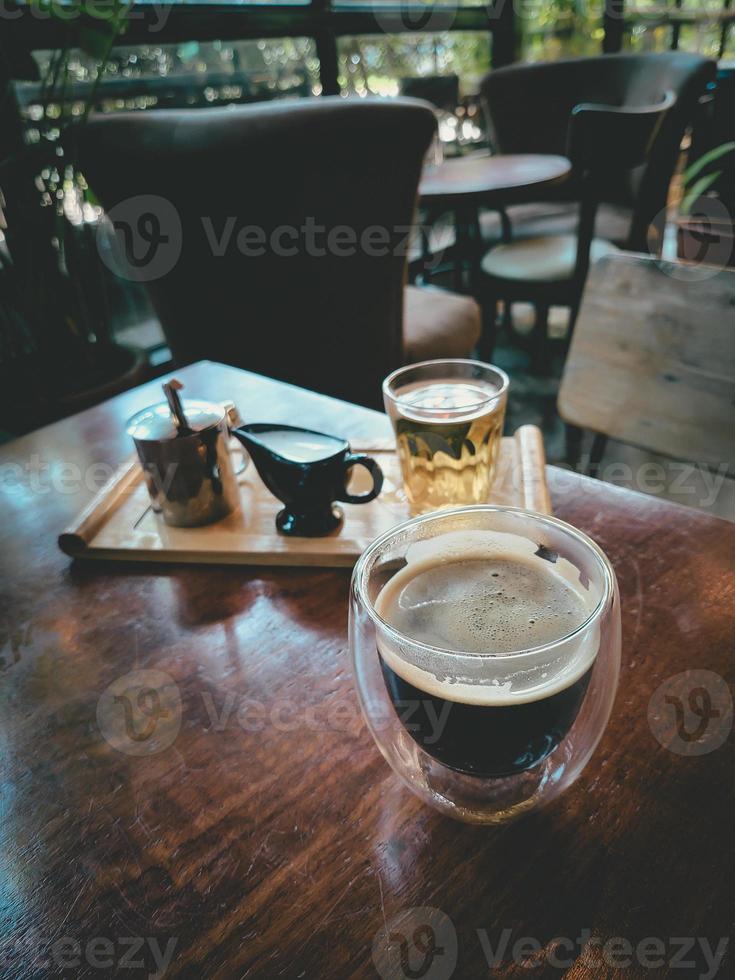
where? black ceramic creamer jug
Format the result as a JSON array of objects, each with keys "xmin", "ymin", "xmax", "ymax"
[{"xmin": 231, "ymin": 424, "xmax": 383, "ymax": 536}]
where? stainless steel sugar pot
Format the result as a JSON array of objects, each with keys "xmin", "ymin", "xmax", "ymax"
[{"xmin": 126, "ymin": 380, "xmax": 240, "ymax": 527}]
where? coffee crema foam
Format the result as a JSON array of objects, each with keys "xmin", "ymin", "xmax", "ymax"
[{"xmin": 374, "ymin": 530, "xmax": 600, "ymax": 706}]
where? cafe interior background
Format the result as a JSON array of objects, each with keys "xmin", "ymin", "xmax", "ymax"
[
  {"xmin": 0, "ymin": 0, "xmax": 732, "ymax": 520},
  {"xmin": 1, "ymin": 1, "xmax": 735, "ymax": 977}
]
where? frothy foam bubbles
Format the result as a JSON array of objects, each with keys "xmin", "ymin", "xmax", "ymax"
[
  {"xmin": 374, "ymin": 530, "xmax": 600, "ymax": 706},
  {"xmin": 384, "ymin": 558, "xmax": 587, "ymax": 655}
]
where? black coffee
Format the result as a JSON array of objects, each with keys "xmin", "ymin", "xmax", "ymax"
[
  {"xmin": 380, "ymin": 658, "xmax": 591, "ymax": 777},
  {"xmin": 375, "ymin": 540, "xmax": 596, "ymax": 778}
]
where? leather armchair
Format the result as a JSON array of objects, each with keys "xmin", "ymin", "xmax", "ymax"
[{"xmin": 78, "ymin": 97, "xmax": 479, "ymax": 409}]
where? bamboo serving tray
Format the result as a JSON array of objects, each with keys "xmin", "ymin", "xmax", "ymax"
[{"xmin": 59, "ymin": 425, "xmax": 551, "ymax": 568}]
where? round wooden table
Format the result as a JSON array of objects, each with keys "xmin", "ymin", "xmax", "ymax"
[
  {"xmin": 419, "ymin": 152, "xmax": 571, "ymax": 204},
  {"xmin": 418, "ymin": 152, "xmax": 573, "ymax": 291}
]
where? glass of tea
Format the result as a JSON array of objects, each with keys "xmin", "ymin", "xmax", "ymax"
[
  {"xmin": 383, "ymin": 358, "xmax": 509, "ymax": 514},
  {"xmin": 350, "ymin": 506, "xmax": 621, "ymax": 823}
]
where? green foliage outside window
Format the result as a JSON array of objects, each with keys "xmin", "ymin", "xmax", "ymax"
[
  {"xmin": 337, "ymin": 32, "xmax": 492, "ymax": 97},
  {"xmin": 520, "ymin": 0, "xmax": 605, "ymax": 61}
]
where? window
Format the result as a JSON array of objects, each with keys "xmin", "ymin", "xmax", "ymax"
[
  {"xmin": 622, "ymin": 0, "xmax": 732, "ymax": 58},
  {"xmin": 520, "ymin": 0, "xmax": 604, "ymax": 62},
  {"xmin": 677, "ymin": 22, "xmax": 726, "ymax": 59},
  {"xmin": 625, "ymin": 23, "xmax": 672, "ymax": 52},
  {"xmin": 21, "ymin": 39, "xmax": 320, "ymax": 119},
  {"xmin": 337, "ymin": 31, "xmax": 491, "ymax": 97}
]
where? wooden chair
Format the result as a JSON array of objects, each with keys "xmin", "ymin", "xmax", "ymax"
[
  {"xmin": 479, "ymin": 54, "xmax": 715, "ymax": 255},
  {"xmin": 477, "ymin": 91, "xmax": 675, "ymax": 369},
  {"xmin": 559, "ymin": 252, "xmax": 735, "ymax": 473}
]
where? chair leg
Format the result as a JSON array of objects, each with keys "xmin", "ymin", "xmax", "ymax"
[
  {"xmin": 565, "ymin": 427, "xmax": 608, "ymax": 477},
  {"xmin": 478, "ymin": 295, "xmax": 498, "ymax": 361},
  {"xmin": 531, "ymin": 303, "xmax": 550, "ymax": 375},
  {"xmin": 468, "ymin": 207, "xmax": 482, "ymax": 294},
  {"xmin": 419, "ymin": 223, "xmax": 432, "ymax": 284},
  {"xmin": 501, "ymin": 299, "xmax": 514, "ymax": 335},
  {"xmin": 499, "ymin": 208, "xmax": 513, "ymax": 244},
  {"xmin": 564, "ymin": 299, "xmax": 582, "ymax": 353},
  {"xmin": 565, "ymin": 423, "xmax": 584, "ymax": 471},
  {"xmin": 587, "ymin": 432, "xmax": 608, "ymax": 479}
]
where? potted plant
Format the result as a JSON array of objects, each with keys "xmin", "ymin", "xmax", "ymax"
[{"xmin": 0, "ymin": 0, "xmax": 147, "ymax": 435}]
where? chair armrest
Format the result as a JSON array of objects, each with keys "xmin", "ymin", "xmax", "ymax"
[{"xmin": 568, "ymin": 90, "xmax": 676, "ymax": 174}]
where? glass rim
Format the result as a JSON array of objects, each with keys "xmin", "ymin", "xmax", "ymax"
[
  {"xmin": 353, "ymin": 505, "xmax": 615, "ymax": 663},
  {"xmin": 382, "ymin": 358, "xmax": 510, "ymax": 416}
]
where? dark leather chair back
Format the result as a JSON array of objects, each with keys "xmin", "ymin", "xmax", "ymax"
[
  {"xmin": 567, "ymin": 91, "xmax": 675, "ymax": 287},
  {"xmin": 78, "ymin": 97, "xmax": 436, "ymax": 408},
  {"xmin": 400, "ymin": 75, "xmax": 460, "ymax": 113},
  {"xmin": 480, "ymin": 53, "xmax": 715, "ymax": 249}
]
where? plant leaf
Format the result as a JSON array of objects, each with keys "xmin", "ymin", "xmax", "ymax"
[
  {"xmin": 83, "ymin": 186, "xmax": 101, "ymax": 208},
  {"xmin": 683, "ymin": 141, "xmax": 735, "ymax": 186},
  {"xmin": 82, "ymin": 0, "xmax": 128, "ymax": 23},
  {"xmin": 680, "ymin": 171, "xmax": 722, "ymax": 215},
  {"xmin": 78, "ymin": 23, "xmax": 116, "ymax": 59}
]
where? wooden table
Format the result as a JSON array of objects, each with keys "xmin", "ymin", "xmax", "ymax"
[
  {"xmin": 418, "ymin": 153, "xmax": 572, "ymax": 292},
  {"xmin": 419, "ymin": 153, "xmax": 572, "ymax": 206},
  {"xmin": 2, "ymin": 360, "xmax": 733, "ymax": 978}
]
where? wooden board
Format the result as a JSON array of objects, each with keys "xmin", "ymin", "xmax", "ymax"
[
  {"xmin": 559, "ymin": 252, "xmax": 735, "ymax": 467},
  {"xmin": 59, "ymin": 425, "xmax": 551, "ymax": 568}
]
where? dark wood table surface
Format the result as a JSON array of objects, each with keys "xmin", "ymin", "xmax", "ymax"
[
  {"xmin": 418, "ymin": 153, "xmax": 572, "ymax": 206},
  {"xmin": 1, "ymin": 360, "xmax": 733, "ymax": 979}
]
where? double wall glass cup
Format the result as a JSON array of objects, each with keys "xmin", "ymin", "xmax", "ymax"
[{"xmin": 350, "ymin": 506, "xmax": 621, "ymax": 824}]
